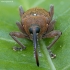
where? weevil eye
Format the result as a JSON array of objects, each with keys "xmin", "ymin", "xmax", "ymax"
[
  {"xmin": 29, "ymin": 27, "xmax": 40, "ymax": 34},
  {"xmin": 36, "ymin": 27, "xmax": 40, "ymax": 33},
  {"xmin": 29, "ymin": 28, "xmax": 33, "ymax": 34}
]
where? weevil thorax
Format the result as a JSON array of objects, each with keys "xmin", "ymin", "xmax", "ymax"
[{"xmin": 21, "ymin": 8, "xmax": 51, "ymax": 39}]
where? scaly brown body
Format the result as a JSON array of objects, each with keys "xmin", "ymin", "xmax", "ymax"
[
  {"xmin": 9, "ymin": 5, "xmax": 62, "ymax": 66},
  {"xmin": 21, "ymin": 8, "xmax": 51, "ymax": 39}
]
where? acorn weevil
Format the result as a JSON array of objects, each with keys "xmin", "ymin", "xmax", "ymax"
[{"xmin": 9, "ymin": 5, "xmax": 62, "ymax": 66}]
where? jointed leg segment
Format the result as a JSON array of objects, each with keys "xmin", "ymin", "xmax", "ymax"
[
  {"xmin": 49, "ymin": 5, "xmax": 54, "ymax": 20},
  {"xmin": 47, "ymin": 30, "xmax": 62, "ymax": 49},
  {"xmin": 47, "ymin": 19, "xmax": 56, "ymax": 33},
  {"xmin": 19, "ymin": 5, "xmax": 24, "ymax": 17},
  {"xmin": 9, "ymin": 20, "xmax": 29, "ymax": 51},
  {"xmin": 9, "ymin": 32, "xmax": 26, "ymax": 51},
  {"xmin": 16, "ymin": 21, "xmax": 27, "ymax": 35},
  {"xmin": 43, "ymin": 30, "xmax": 62, "ymax": 58}
]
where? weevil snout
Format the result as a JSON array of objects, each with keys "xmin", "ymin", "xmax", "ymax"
[{"xmin": 29, "ymin": 25, "xmax": 40, "ymax": 66}]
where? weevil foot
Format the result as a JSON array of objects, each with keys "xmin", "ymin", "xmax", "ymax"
[
  {"xmin": 13, "ymin": 46, "xmax": 26, "ymax": 51},
  {"xmin": 48, "ymin": 50, "xmax": 56, "ymax": 58},
  {"xmin": 50, "ymin": 53, "xmax": 56, "ymax": 58}
]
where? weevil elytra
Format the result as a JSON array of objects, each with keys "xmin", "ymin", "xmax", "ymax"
[{"xmin": 9, "ymin": 5, "xmax": 62, "ymax": 66}]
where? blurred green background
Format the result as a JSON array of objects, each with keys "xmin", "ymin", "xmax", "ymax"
[{"xmin": 0, "ymin": 0, "xmax": 70, "ymax": 70}]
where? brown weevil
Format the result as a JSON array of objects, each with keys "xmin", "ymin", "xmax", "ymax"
[{"xmin": 9, "ymin": 5, "xmax": 62, "ymax": 66}]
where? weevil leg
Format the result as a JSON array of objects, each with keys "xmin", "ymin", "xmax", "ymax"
[
  {"xmin": 42, "ymin": 19, "xmax": 56, "ymax": 37},
  {"xmin": 9, "ymin": 32, "xmax": 29, "ymax": 51},
  {"xmin": 19, "ymin": 5, "xmax": 24, "ymax": 17},
  {"xmin": 47, "ymin": 30, "xmax": 62, "ymax": 49},
  {"xmin": 16, "ymin": 21, "xmax": 28, "ymax": 35},
  {"xmin": 43, "ymin": 30, "xmax": 62, "ymax": 58},
  {"xmin": 49, "ymin": 5, "xmax": 54, "ymax": 20},
  {"xmin": 47, "ymin": 19, "xmax": 56, "ymax": 33}
]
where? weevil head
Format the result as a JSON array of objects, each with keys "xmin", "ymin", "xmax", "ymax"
[
  {"xmin": 21, "ymin": 15, "xmax": 49, "ymax": 66},
  {"xmin": 21, "ymin": 16, "xmax": 49, "ymax": 66},
  {"xmin": 22, "ymin": 15, "xmax": 49, "ymax": 38}
]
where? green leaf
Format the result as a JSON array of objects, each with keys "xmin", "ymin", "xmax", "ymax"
[{"xmin": 0, "ymin": 0, "xmax": 70, "ymax": 70}]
